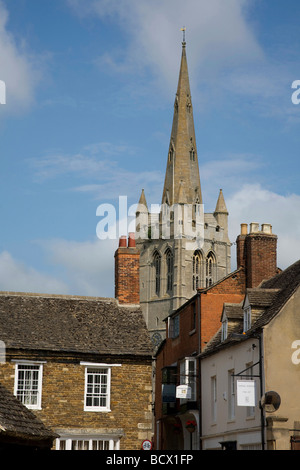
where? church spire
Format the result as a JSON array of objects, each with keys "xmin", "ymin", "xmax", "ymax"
[{"xmin": 161, "ymin": 37, "xmax": 202, "ymax": 207}]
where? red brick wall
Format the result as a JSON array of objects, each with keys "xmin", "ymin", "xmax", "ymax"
[
  {"xmin": 245, "ymin": 233, "xmax": 277, "ymax": 288},
  {"xmin": 114, "ymin": 234, "xmax": 140, "ymax": 304}
]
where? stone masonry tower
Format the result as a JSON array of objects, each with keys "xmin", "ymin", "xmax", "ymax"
[{"xmin": 135, "ymin": 40, "xmax": 231, "ymax": 346}]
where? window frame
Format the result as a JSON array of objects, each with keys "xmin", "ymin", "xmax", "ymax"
[
  {"xmin": 211, "ymin": 375, "xmax": 217, "ymax": 423},
  {"xmin": 55, "ymin": 434, "xmax": 120, "ymax": 450},
  {"xmin": 165, "ymin": 248, "xmax": 173, "ymax": 294},
  {"xmin": 169, "ymin": 314, "xmax": 180, "ymax": 339},
  {"xmin": 81, "ymin": 362, "xmax": 121, "ymax": 413},
  {"xmin": 179, "ymin": 357, "xmax": 197, "ymax": 402},
  {"xmin": 14, "ymin": 361, "xmax": 44, "ymax": 410},
  {"xmin": 221, "ymin": 318, "xmax": 228, "ymax": 341},
  {"xmin": 244, "ymin": 306, "xmax": 251, "ymax": 332},
  {"xmin": 153, "ymin": 251, "xmax": 161, "ymax": 296}
]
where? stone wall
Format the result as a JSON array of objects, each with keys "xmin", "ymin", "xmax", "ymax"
[{"xmin": 0, "ymin": 350, "xmax": 153, "ymax": 450}]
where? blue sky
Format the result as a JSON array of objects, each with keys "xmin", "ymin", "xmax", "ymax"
[{"xmin": 0, "ymin": 0, "xmax": 300, "ymax": 298}]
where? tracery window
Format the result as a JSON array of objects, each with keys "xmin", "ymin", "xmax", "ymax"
[
  {"xmin": 206, "ymin": 252, "xmax": 216, "ymax": 287},
  {"xmin": 165, "ymin": 248, "xmax": 173, "ymax": 294},
  {"xmin": 193, "ymin": 250, "xmax": 202, "ymax": 290},
  {"xmin": 154, "ymin": 251, "xmax": 161, "ymax": 296}
]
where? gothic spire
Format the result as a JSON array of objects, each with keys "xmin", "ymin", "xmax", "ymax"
[{"xmin": 161, "ymin": 39, "xmax": 202, "ymax": 207}]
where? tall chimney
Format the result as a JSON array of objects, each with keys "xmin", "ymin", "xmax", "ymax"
[
  {"xmin": 245, "ymin": 223, "xmax": 277, "ymax": 288},
  {"xmin": 236, "ymin": 223, "xmax": 278, "ymax": 287},
  {"xmin": 114, "ymin": 233, "xmax": 140, "ymax": 304}
]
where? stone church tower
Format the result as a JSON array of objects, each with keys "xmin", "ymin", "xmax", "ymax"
[{"xmin": 135, "ymin": 40, "xmax": 231, "ymax": 345}]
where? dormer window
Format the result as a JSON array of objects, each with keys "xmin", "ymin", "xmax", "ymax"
[
  {"xmin": 243, "ymin": 306, "xmax": 251, "ymax": 332},
  {"xmin": 221, "ymin": 318, "xmax": 228, "ymax": 341}
]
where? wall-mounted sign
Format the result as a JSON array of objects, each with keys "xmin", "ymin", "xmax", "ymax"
[
  {"xmin": 237, "ymin": 380, "xmax": 256, "ymax": 407},
  {"xmin": 176, "ymin": 385, "xmax": 191, "ymax": 399},
  {"xmin": 141, "ymin": 439, "xmax": 152, "ymax": 450}
]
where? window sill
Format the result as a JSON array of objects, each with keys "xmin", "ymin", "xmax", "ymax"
[{"xmin": 84, "ymin": 408, "xmax": 111, "ymax": 413}]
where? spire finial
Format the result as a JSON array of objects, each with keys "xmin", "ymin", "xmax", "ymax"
[{"xmin": 180, "ymin": 27, "xmax": 186, "ymax": 45}]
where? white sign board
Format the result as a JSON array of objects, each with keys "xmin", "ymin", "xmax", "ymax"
[
  {"xmin": 237, "ymin": 380, "xmax": 256, "ymax": 407},
  {"xmin": 176, "ymin": 385, "xmax": 191, "ymax": 399}
]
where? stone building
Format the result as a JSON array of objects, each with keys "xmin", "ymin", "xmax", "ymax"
[
  {"xmin": 134, "ymin": 40, "xmax": 231, "ymax": 345},
  {"xmin": 0, "ymin": 291, "xmax": 153, "ymax": 450}
]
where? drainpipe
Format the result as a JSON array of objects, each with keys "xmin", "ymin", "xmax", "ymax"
[{"xmin": 197, "ymin": 292, "xmax": 202, "ymax": 450}]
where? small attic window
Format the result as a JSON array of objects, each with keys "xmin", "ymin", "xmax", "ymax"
[
  {"xmin": 221, "ymin": 318, "xmax": 228, "ymax": 341},
  {"xmin": 243, "ymin": 306, "xmax": 251, "ymax": 332}
]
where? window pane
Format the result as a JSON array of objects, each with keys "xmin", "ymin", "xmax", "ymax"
[
  {"xmin": 85, "ymin": 368, "xmax": 108, "ymax": 409},
  {"xmin": 16, "ymin": 364, "xmax": 40, "ymax": 407}
]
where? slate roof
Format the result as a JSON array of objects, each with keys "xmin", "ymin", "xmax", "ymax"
[
  {"xmin": 0, "ymin": 382, "xmax": 57, "ymax": 444},
  {"xmin": 245, "ymin": 288, "xmax": 280, "ymax": 308},
  {"xmin": 201, "ymin": 259, "xmax": 300, "ymax": 357},
  {"xmin": 222, "ymin": 303, "xmax": 243, "ymax": 320},
  {"xmin": 0, "ymin": 292, "xmax": 153, "ymax": 358}
]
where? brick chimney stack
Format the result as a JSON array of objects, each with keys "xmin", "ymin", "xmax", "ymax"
[
  {"xmin": 236, "ymin": 223, "xmax": 277, "ymax": 288},
  {"xmin": 114, "ymin": 232, "xmax": 140, "ymax": 304}
]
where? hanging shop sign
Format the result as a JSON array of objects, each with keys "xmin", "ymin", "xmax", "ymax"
[
  {"xmin": 176, "ymin": 385, "xmax": 191, "ymax": 399},
  {"xmin": 237, "ymin": 380, "xmax": 256, "ymax": 407}
]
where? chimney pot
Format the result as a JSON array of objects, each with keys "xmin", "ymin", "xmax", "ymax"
[
  {"xmin": 119, "ymin": 236, "xmax": 127, "ymax": 248},
  {"xmin": 261, "ymin": 223, "xmax": 272, "ymax": 234},
  {"xmin": 250, "ymin": 222, "xmax": 260, "ymax": 234},
  {"xmin": 240, "ymin": 223, "xmax": 248, "ymax": 235},
  {"xmin": 128, "ymin": 232, "xmax": 136, "ymax": 247}
]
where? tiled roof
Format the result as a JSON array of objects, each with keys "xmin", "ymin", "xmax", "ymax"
[
  {"xmin": 0, "ymin": 382, "xmax": 57, "ymax": 442},
  {"xmin": 245, "ymin": 288, "xmax": 280, "ymax": 308},
  {"xmin": 0, "ymin": 292, "xmax": 153, "ymax": 357},
  {"xmin": 222, "ymin": 303, "xmax": 243, "ymax": 320}
]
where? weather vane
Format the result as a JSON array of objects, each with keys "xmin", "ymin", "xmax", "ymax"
[{"xmin": 181, "ymin": 27, "xmax": 186, "ymax": 43}]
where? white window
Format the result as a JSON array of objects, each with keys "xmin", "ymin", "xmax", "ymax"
[
  {"xmin": 56, "ymin": 435, "xmax": 120, "ymax": 450},
  {"xmin": 14, "ymin": 362, "xmax": 43, "ymax": 409},
  {"xmin": 84, "ymin": 366, "xmax": 111, "ymax": 412},
  {"xmin": 211, "ymin": 376, "xmax": 217, "ymax": 423},
  {"xmin": 82, "ymin": 362, "xmax": 121, "ymax": 412},
  {"xmin": 180, "ymin": 357, "xmax": 197, "ymax": 401},
  {"xmin": 244, "ymin": 306, "xmax": 251, "ymax": 332},
  {"xmin": 221, "ymin": 318, "xmax": 228, "ymax": 341}
]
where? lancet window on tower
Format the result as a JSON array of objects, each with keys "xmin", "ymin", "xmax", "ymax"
[
  {"xmin": 165, "ymin": 248, "xmax": 173, "ymax": 294},
  {"xmin": 206, "ymin": 252, "xmax": 216, "ymax": 287},
  {"xmin": 193, "ymin": 250, "xmax": 202, "ymax": 290},
  {"xmin": 153, "ymin": 251, "xmax": 161, "ymax": 296}
]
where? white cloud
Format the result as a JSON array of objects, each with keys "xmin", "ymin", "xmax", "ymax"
[
  {"xmin": 0, "ymin": 1, "xmax": 42, "ymax": 112},
  {"xmin": 0, "ymin": 238, "xmax": 117, "ymax": 298},
  {"xmin": 67, "ymin": 0, "xmax": 263, "ymax": 96},
  {"xmin": 227, "ymin": 184, "xmax": 300, "ymax": 271},
  {"xmin": 0, "ymin": 251, "xmax": 68, "ymax": 294},
  {"xmin": 38, "ymin": 238, "xmax": 117, "ymax": 297}
]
